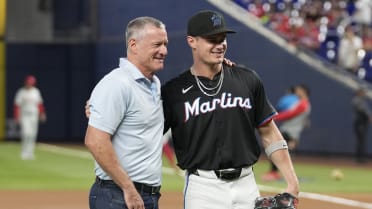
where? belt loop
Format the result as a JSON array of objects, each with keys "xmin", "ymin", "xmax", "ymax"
[
  {"xmin": 95, "ymin": 176, "xmax": 103, "ymax": 186},
  {"xmin": 134, "ymin": 182, "xmax": 143, "ymax": 194},
  {"xmin": 138, "ymin": 184, "xmax": 144, "ymax": 194}
]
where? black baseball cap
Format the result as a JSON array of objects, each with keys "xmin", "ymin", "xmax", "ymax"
[{"xmin": 187, "ymin": 10, "xmax": 236, "ymax": 37}]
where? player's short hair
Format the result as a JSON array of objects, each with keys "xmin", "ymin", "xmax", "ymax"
[
  {"xmin": 125, "ymin": 17, "xmax": 166, "ymax": 48},
  {"xmin": 296, "ymin": 84, "xmax": 310, "ymax": 96}
]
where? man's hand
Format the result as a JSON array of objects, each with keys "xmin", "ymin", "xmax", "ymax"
[
  {"xmin": 223, "ymin": 58, "xmax": 235, "ymax": 67},
  {"xmin": 39, "ymin": 113, "xmax": 47, "ymax": 123},
  {"xmin": 85, "ymin": 100, "xmax": 91, "ymax": 118},
  {"xmin": 123, "ymin": 186, "xmax": 145, "ymax": 209}
]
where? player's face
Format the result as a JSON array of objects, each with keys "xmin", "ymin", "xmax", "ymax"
[
  {"xmin": 295, "ymin": 86, "xmax": 307, "ymax": 99},
  {"xmin": 192, "ymin": 33, "xmax": 227, "ymax": 65},
  {"xmin": 135, "ymin": 25, "xmax": 168, "ymax": 74}
]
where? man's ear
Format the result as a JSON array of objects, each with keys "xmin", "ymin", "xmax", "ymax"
[
  {"xmin": 128, "ymin": 39, "xmax": 137, "ymax": 53},
  {"xmin": 187, "ymin": 36, "xmax": 196, "ymax": 48}
]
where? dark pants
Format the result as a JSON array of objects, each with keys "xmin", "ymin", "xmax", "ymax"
[
  {"xmin": 354, "ymin": 121, "xmax": 368, "ymax": 162},
  {"xmin": 89, "ymin": 179, "xmax": 161, "ymax": 209}
]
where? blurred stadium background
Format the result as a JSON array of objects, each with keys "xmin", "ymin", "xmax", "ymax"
[{"xmin": 1, "ymin": 0, "xmax": 372, "ymax": 159}]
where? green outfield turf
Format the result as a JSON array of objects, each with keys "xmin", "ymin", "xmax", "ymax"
[
  {"xmin": 254, "ymin": 161, "xmax": 372, "ymax": 193},
  {"xmin": 0, "ymin": 142, "xmax": 94, "ymax": 190},
  {"xmin": 0, "ymin": 142, "xmax": 371, "ymax": 193}
]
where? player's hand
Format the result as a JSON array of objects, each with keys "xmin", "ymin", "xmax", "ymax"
[
  {"xmin": 85, "ymin": 100, "xmax": 91, "ymax": 118},
  {"xmin": 39, "ymin": 113, "xmax": 47, "ymax": 123},
  {"xmin": 284, "ymin": 185, "xmax": 299, "ymax": 198},
  {"xmin": 223, "ymin": 58, "xmax": 235, "ymax": 67},
  {"xmin": 254, "ymin": 193, "xmax": 298, "ymax": 209},
  {"xmin": 123, "ymin": 187, "xmax": 145, "ymax": 209}
]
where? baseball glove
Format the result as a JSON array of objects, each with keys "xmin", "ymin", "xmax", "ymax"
[{"xmin": 254, "ymin": 193, "xmax": 298, "ymax": 209}]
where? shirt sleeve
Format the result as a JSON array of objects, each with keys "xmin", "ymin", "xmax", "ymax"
[
  {"xmin": 275, "ymin": 99, "xmax": 309, "ymax": 121},
  {"xmin": 36, "ymin": 88, "xmax": 44, "ymax": 104},
  {"xmin": 14, "ymin": 89, "xmax": 22, "ymax": 105},
  {"xmin": 250, "ymin": 70, "xmax": 277, "ymax": 127},
  {"xmin": 88, "ymin": 77, "xmax": 128, "ymax": 135}
]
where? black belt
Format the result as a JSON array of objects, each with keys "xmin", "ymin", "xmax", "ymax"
[
  {"xmin": 188, "ymin": 168, "xmax": 242, "ymax": 181},
  {"xmin": 95, "ymin": 177, "xmax": 161, "ymax": 194}
]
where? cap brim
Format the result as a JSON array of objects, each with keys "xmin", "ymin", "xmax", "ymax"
[{"xmin": 199, "ymin": 28, "xmax": 236, "ymax": 36}]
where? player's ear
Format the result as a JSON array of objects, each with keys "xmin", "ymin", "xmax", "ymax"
[{"xmin": 187, "ymin": 36, "xmax": 196, "ymax": 48}]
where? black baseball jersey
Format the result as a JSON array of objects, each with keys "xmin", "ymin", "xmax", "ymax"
[{"xmin": 161, "ymin": 64, "xmax": 276, "ymax": 170}]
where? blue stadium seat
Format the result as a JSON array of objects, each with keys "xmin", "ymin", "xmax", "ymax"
[
  {"xmin": 359, "ymin": 51, "xmax": 372, "ymax": 82},
  {"xmin": 317, "ymin": 34, "xmax": 340, "ymax": 63}
]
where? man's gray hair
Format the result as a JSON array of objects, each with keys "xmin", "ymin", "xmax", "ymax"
[{"xmin": 125, "ymin": 16, "xmax": 166, "ymax": 48}]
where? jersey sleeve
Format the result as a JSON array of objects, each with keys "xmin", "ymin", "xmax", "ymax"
[
  {"xmin": 13, "ymin": 89, "xmax": 22, "ymax": 120},
  {"xmin": 35, "ymin": 88, "xmax": 43, "ymax": 103},
  {"xmin": 250, "ymin": 70, "xmax": 277, "ymax": 127},
  {"xmin": 14, "ymin": 89, "xmax": 22, "ymax": 106},
  {"xmin": 35, "ymin": 88, "xmax": 45, "ymax": 113},
  {"xmin": 88, "ymin": 77, "xmax": 128, "ymax": 135}
]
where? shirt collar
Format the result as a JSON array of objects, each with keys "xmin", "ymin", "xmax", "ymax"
[{"xmin": 119, "ymin": 58, "xmax": 148, "ymax": 82}]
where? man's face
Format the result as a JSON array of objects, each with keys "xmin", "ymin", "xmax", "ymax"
[
  {"xmin": 192, "ymin": 33, "xmax": 227, "ymax": 65},
  {"xmin": 134, "ymin": 25, "xmax": 168, "ymax": 73},
  {"xmin": 295, "ymin": 86, "xmax": 307, "ymax": 98}
]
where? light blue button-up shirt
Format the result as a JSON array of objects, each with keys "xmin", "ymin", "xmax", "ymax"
[{"xmin": 88, "ymin": 58, "xmax": 164, "ymax": 186}]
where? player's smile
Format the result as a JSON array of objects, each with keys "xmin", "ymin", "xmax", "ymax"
[
  {"xmin": 211, "ymin": 50, "xmax": 225, "ymax": 56},
  {"xmin": 204, "ymin": 33, "xmax": 227, "ymax": 59}
]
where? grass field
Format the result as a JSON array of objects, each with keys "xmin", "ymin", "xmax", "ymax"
[{"xmin": 0, "ymin": 141, "xmax": 371, "ymax": 194}]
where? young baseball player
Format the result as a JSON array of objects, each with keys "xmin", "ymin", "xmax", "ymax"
[
  {"xmin": 13, "ymin": 75, "xmax": 46, "ymax": 160},
  {"xmin": 161, "ymin": 10, "xmax": 299, "ymax": 209}
]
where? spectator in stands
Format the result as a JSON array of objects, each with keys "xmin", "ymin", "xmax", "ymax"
[
  {"xmin": 233, "ymin": 0, "xmax": 372, "ymax": 84},
  {"xmin": 247, "ymin": 0, "xmax": 266, "ymax": 19},
  {"xmin": 268, "ymin": 8, "xmax": 291, "ymax": 37},
  {"xmin": 352, "ymin": 0, "xmax": 372, "ymax": 37},
  {"xmin": 338, "ymin": 24, "xmax": 363, "ymax": 73},
  {"xmin": 351, "ymin": 87, "xmax": 371, "ymax": 163},
  {"xmin": 362, "ymin": 26, "xmax": 372, "ymax": 51},
  {"xmin": 330, "ymin": 2, "xmax": 348, "ymax": 24},
  {"xmin": 298, "ymin": 13, "xmax": 321, "ymax": 50}
]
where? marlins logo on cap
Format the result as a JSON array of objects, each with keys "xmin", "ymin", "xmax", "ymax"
[
  {"xmin": 211, "ymin": 14, "xmax": 222, "ymax": 27},
  {"xmin": 187, "ymin": 10, "xmax": 236, "ymax": 36}
]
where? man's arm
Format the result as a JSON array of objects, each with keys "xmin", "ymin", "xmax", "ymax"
[
  {"xmin": 275, "ymin": 100, "xmax": 309, "ymax": 121},
  {"xmin": 257, "ymin": 120, "xmax": 300, "ymax": 196},
  {"xmin": 84, "ymin": 125, "xmax": 144, "ymax": 209}
]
